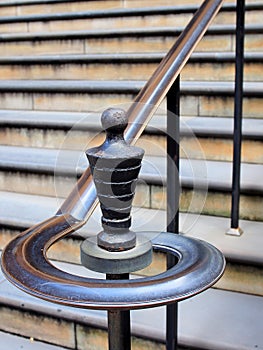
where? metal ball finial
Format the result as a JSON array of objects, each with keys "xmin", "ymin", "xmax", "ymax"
[{"xmin": 101, "ymin": 108, "xmax": 128, "ymax": 136}]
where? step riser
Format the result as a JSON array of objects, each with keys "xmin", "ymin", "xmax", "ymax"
[
  {"xmin": 0, "ymin": 91, "xmax": 135, "ymax": 112},
  {"xmin": 0, "ymin": 61, "xmax": 262, "ymax": 82},
  {"xmin": 2, "ymin": 15, "xmax": 194, "ymax": 34},
  {"xmin": 0, "ymin": 40, "xmax": 85, "ymax": 57},
  {"xmin": 0, "ymin": 33, "xmax": 262, "ymax": 56},
  {"xmin": 0, "ymin": 128, "xmax": 262, "ymax": 164},
  {"xmin": 215, "ymin": 262, "xmax": 263, "ymax": 298},
  {"xmin": 153, "ymin": 186, "xmax": 263, "ymax": 221},
  {"xmin": 2, "ymin": 1, "xmax": 202, "ymax": 16},
  {"xmin": 0, "ymin": 0, "xmax": 258, "ymax": 16},
  {"xmin": 0, "ymin": 22, "xmax": 28, "ymax": 34},
  {"xmin": 0, "ymin": 306, "xmax": 76, "ymax": 349},
  {"xmin": 0, "ymin": 172, "xmax": 262, "ymax": 220},
  {"xmin": 1, "ymin": 1, "xmax": 132, "ymax": 16},
  {"xmin": 179, "ymin": 189, "xmax": 263, "ymax": 222},
  {"xmin": 1, "ymin": 11, "xmax": 262, "ymax": 34},
  {"xmin": 0, "ymin": 62, "xmax": 157, "ymax": 81},
  {"xmin": 0, "ymin": 92, "xmax": 262, "ymax": 118},
  {"xmin": 0, "ymin": 305, "xmax": 165, "ymax": 350}
]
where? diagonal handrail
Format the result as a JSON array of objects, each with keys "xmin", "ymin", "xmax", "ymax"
[{"xmin": 60, "ymin": 0, "xmax": 224, "ymax": 222}]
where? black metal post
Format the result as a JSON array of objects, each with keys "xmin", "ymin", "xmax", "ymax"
[
  {"xmin": 107, "ymin": 273, "xmax": 131, "ymax": 350},
  {"xmin": 166, "ymin": 76, "xmax": 180, "ymax": 349},
  {"xmin": 228, "ymin": 0, "xmax": 245, "ymax": 235}
]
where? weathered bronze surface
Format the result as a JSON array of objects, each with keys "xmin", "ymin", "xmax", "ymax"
[
  {"xmin": 81, "ymin": 107, "xmax": 153, "ymax": 273},
  {"xmin": 86, "ymin": 108, "xmax": 144, "ymax": 252},
  {"xmin": 1, "ymin": 218, "xmax": 225, "ymax": 310}
]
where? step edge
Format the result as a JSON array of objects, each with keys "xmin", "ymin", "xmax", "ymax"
[
  {"xmin": 1, "ymin": 2, "xmax": 262, "ymax": 24},
  {"xmin": 0, "ymin": 80, "xmax": 262, "ymax": 96},
  {"xmin": 1, "ymin": 111, "xmax": 262, "ymax": 139},
  {"xmin": 1, "ymin": 24, "xmax": 263, "ymax": 42},
  {"xmin": 1, "ymin": 52, "xmax": 263, "ymax": 64},
  {"xmin": 0, "ymin": 146, "xmax": 262, "ymax": 193},
  {"xmin": 0, "ymin": 190, "xmax": 262, "ymax": 265}
]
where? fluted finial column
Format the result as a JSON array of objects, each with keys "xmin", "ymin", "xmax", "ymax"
[{"xmin": 86, "ymin": 108, "xmax": 144, "ymax": 252}]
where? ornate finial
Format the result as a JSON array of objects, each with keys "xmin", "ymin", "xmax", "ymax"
[
  {"xmin": 101, "ymin": 107, "xmax": 128, "ymax": 134},
  {"xmin": 86, "ymin": 108, "xmax": 144, "ymax": 252}
]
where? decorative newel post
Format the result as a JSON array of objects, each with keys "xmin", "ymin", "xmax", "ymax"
[
  {"xmin": 80, "ymin": 108, "xmax": 153, "ymax": 350},
  {"xmin": 86, "ymin": 107, "xmax": 143, "ymax": 252},
  {"xmin": 81, "ymin": 108, "xmax": 152, "ymax": 276}
]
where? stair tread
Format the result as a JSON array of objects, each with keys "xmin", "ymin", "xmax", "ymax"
[
  {"xmin": 0, "ymin": 0, "xmax": 83, "ymax": 5},
  {"xmin": 0, "ymin": 79, "xmax": 143, "ymax": 93},
  {"xmin": 0, "ymin": 254, "xmax": 262, "ymax": 349},
  {"xmin": 0, "ymin": 79, "xmax": 262, "ymax": 96},
  {"xmin": 0, "ymin": 0, "xmax": 241, "ymax": 7},
  {"xmin": 0, "ymin": 2, "xmax": 261, "ymax": 24},
  {"xmin": 0, "ymin": 331, "xmax": 67, "ymax": 350},
  {"xmin": 1, "ymin": 109, "xmax": 262, "ymax": 138},
  {"xmin": 1, "ymin": 23, "xmax": 262, "ymax": 41},
  {"xmin": 0, "ymin": 5, "xmax": 202, "ymax": 24},
  {"xmin": 0, "ymin": 145, "xmax": 262, "ymax": 193},
  {"xmin": 0, "ymin": 190, "xmax": 263, "ymax": 265},
  {"xmin": 1, "ymin": 51, "xmax": 263, "ymax": 64}
]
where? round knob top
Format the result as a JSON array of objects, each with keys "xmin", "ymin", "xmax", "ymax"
[
  {"xmin": 101, "ymin": 108, "xmax": 128, "ymax": 137},
  {"xmin": 86, "ymin": 107, "xmax": 143, "ymax": 160}
]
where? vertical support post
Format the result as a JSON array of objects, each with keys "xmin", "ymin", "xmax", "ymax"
[
  {"xmin": 83, "ymin": 108, "xmax": 152, "ymax": 350},
  {"xmin": 107, "ymin": 274, "xmax": 131, "ymax": 350},
  {"xmin": 166, "ymin": 76, "xmax": 180, "ymax": 349},
  {"xmin": 227, "ymin": 0, "xmax": 245, "ymax": 236}
]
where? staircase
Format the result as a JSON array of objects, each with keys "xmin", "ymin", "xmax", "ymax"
[{"xmin": 0, "ymin": 0, "xmax": 262, "ymax": 349}]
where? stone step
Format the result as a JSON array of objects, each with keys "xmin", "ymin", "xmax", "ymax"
[
  {"xmin": 0, "ymin": 0, "xmax": 202, "ymax": 17},
  {"xmin": 1, "ymin": 109, "xmax": 262, "ymax": 138},
  {"xmin": 0, "ymin": 25, "xmax": 262, "ymax": 57},
  {"xmin": 1, "ymin": 258, "xmax": 262, "ymax": 350},
  {"xmin": 0, "ymin": 190, "xmax": 260, "ymax": 261},
  {"xmin": 0, "ymin": 8, "xmax": 203, "ymax": 34},
  {"xmin": 0, "ymin": 80, "xmax": 262, "ymax": 118},
  {"xmin": 1, "ymin": 190, "xmax": 263, "ymax": 296},
  {"xmin": 1, "ymin": 3, "xmax": 263, "ymax": 34},
  {"xmin": 0, "ymin": 331, "xmax": 68, "ymax": 350},
  {"xmin": 0, "ymin": 110, "xmax": 262, "ymax": 164},
  {"xmin": 0, "ymin": 0, "xmax": 260, "ymax": 17},
  {"xmin": 0, "ymin": 190, "xmax": 263, "ymax": 296},
  {"xmin": 0, "ymin": 192, "xmax": 263, "ymax": 296},
  {"xmin": 0, "ymin": 146, "xmax": 262, "ymax": 220},
  {"xmin": 1, "ymin": 145, "xmax": 262, "ymax": 193},
  {"xmin": 0, "ymin": 52, "xmax": 262, "ymax": 82}
]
